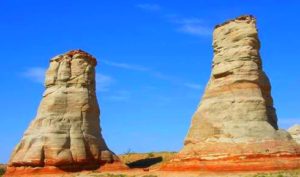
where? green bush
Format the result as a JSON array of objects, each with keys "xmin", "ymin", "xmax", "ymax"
[{"xmin": 0, "ymin": 168, "xmax": 5, "ymax": 176}]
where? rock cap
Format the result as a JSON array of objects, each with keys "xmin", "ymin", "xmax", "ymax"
[
  {"xmin": 51, "ymin": 49, "xmax": 97, "ymax": 66},
  {"xmin": 215, "ymin": 15, "xmax": 256, "ymax": 29}
]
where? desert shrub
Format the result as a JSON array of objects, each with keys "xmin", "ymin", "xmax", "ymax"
[
  {"xmin": 124, "ymin": 149, "xmax": 135, "ymax": 155},
  {"xmin": 147, "ymin": 152, "xmax": 154, "ymax": 158},
  {"xmin": 106, "ymin": 174, "xmax": 129, "ymax": 177},
  {"xmin": 0, "ymin": 168, "xmax": 5, "ymax": 176},
  {"xmin": 252, "ymin": 172, "xmax": 296, "ymax": 177}
]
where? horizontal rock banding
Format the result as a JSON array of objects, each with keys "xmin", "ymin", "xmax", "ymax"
[
  {"xmin": 5, "ymin": 50, "xmax": 126, "ymax": 176},
  {"xmin": 161, "ymin": 15, "xmax": 300, "ymax": 171}
]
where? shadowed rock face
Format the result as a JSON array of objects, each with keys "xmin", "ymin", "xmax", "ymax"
[
  {"xmin": 288, "ymin": 125, "xmax": 300, "ymax": 144},
  {"xmin": 6, "ymin": 50, "xmax": 124, "ymax": 176},
  {"xmin": 161, "ymin": 15, "xmax": 300, "ymax": 171}
]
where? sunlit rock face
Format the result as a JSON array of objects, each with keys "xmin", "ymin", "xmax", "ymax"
[
  {"xmin": 289, "ymin": 125, "xmax": 300, "ymax": 144},
  {"xmin": 6, "ymin": 50, "xmax": 125, "ymax": 176},
  {"xmin": 161, "ymin": 15, "xmax": 300, "ymax": 171}
]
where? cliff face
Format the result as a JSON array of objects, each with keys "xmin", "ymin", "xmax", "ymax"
[
  {"xmin": 161, "ymin": 15, "xmax": 300, "ymax": 171},
  {"xmin": 6, "ymin": 50, "xmax": 125, "ymax": 176}
]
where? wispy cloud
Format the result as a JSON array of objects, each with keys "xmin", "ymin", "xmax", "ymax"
[
  {"xmin": 96, "ymin": 73, "xmax": 114, "ymax": 92},
  {"xmin": 136, "ymin": 4, "xmax": 212, "ymax": 37},
  {"xmin": 22, "ymin": 67, "xmax": 46, "ymax": 83},
  {"xmin": 136, "ymin": 3, "xmax": 161, "ymax": 11},
  {"xmin": 178, "ymin": 24, "xmax": 211, "ymax": 36},
  {"xmin": 103, "ymin": 60, "xmax": 201, "ymax": 90},
  {"xmin": 184, "ymin": 83, "xmax": 202, "ymax": 90},
  {"xmin": 169, "ymin": 16, "xmax": 212, "ymax": 36},
  {"xmin": 102, "ymin": 60, "xmax": 149, "ymax": 72}
]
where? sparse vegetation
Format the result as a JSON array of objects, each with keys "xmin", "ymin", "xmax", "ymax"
[
  {"xmin": 0, "ymin": 165, "xmax": 6, "ymax": 177},
  {"xmin": 88, "ymin": 174, "xmax": 157, "ymax": 177},
  {"xmin": 105, "ymin": 174, "xmax": 128, "ymax": 177},
  {"xmin": 124, "ymin": 149, "xmax": 136, "ymax": 155},
  {"xmin": 88, "ymin": 174, "xmax": 132, "ymax": 177},
  {"xmin": 250, "ymin": 170, "xmax": 300, "ymax": 177},
  {"xmin": 147, "ymin": 152, "xmax": 154, "ymax": 158}
]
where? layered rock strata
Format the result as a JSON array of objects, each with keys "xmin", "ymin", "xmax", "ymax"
[
  {"xmin": 161, "ymin": 15, "xmax": 300, "ymax": 171},
  {"xmin": 288, "ymin": 125, "xmax": 300, "ymax": 144},
  {"xmin": 5, "ymin": 50, "xmax": 126, "ymax": 176}
]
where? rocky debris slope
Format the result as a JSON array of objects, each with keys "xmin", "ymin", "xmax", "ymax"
[
  {"xmin": 288, "ymin": 125, "xmax": 300, "ymax": 144},
  {"xmin": 5, "ymin": 50, "xmax": 126, "ymax": 177},
  {"xmin": 161, "ymin": 15, "xmax": 300, "ymax": 171}
]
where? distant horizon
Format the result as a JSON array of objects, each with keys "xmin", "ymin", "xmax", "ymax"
[{"xmin": 1, "ymin": 0, "xmax": 299, "ymax": 163}]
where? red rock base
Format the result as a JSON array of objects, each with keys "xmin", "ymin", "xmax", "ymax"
[
  {"xmin": 160, "ymin": 155, "xmax": 300, "ymax": 172},
  {"xmin": 4, "ymin": 162, "xmax": 128, "ymax": 177}
]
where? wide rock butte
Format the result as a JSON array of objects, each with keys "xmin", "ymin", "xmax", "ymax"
[
  {"xmin": 5, "ymin": 50, "xmax": 126, "ymax": 176},
  {"xmin": 288, "ymin": 125, "xmax": 300, "ymax": 144},
  {"xmin": 161, "ymin": 15, "xmax": 300, "ymax": 171}
]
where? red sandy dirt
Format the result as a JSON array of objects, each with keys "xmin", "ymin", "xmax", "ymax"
[
  {"xmin": 160, "ymin": 155, "xmax": 300, "ymax": 171},
  {"xmin": 4, "ymin": 162, "xmax": 128, "ymax": 177},
  {"xmin": 4, "ymin": 153, "xmax": 300, "ymax": 177}
]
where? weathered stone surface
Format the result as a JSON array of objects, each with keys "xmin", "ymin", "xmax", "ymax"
[
  {"xmin": 5, "ymin": 50, "xmax": 126, "ymax": 176},
  {"xmin": 161, "ymin": 15, "xmax": 300, "ymax": 171},
  {"xmin": 288, "ymin": 125, "xmax": 300, "ymax": 144}
]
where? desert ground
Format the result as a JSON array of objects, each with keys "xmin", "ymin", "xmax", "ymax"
[{"xmin": 1, "ymin": 152, "xmax": 300, "ymax": 177}]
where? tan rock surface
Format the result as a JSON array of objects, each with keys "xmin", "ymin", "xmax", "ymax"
[
  {"xmin": 6, "ymin": 50, "xmax": 125, "ymax": 176},
  {"xmin": 288, "ymin": 124, "xmax": 300, "ymax": 144},
  {"xmin": 161, "ymin": 15, "xmax": 300, "ymax": 171}
]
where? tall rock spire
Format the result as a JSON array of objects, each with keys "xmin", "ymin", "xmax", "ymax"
[
  {"xmin": 6, "ymin": 50, "xmax": 125, "ymax": 176},
  {"xmin": 162, "ymin": 15, "xmax": 300, "ymax": 171}
]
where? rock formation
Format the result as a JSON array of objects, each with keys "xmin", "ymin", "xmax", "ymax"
[
  {"xmin": 161, "ymin": 15, "xmax": 300, "ymax": 171},
  {"xmin": 5, "ymin": 50, "xmax": 126, "ymax": 176},
  {"xmin": 288, "ymin": 125, "xmax": 300, "ymax": 144}
]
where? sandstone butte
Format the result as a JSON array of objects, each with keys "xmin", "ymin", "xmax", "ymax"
[
  {"xmin": 288, "ymin": 125, "xmax": 300, "ymax": 144},
  {"xmin": 5, "ymin": 50, "xmax": 127, "ymax": 177},
  {"xmin": 161, "ymin": 15, "xmax": 300, "ymax": 172}
]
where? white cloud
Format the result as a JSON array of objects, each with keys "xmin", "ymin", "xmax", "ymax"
[
  {"xmin": 184, "ymin": 83, "xmax": 202, "ymax": 90},
  {"xmin": 136, "ymin": 3, "xmax": 161, "ymax": 11},
  {"xmin": 102, "ymin": 60, "xmax": 149, "ymax": 72},
  {"xmin": 96, "ymin": 73, "xmax": 114, "ymax": 92},
  {"xmin": 103, "ymin": 60, "xmax": 201, "ymax": 90},
  {"xmin": 136, "ymin": 4, "xmax": 211, "ymax": 37},
  {"xmin": 22, "ymin": 67, "xmax": 46, "ymax": 83},
  {"xmin": 169, "ymin": 17, "xmax": 212, "ymax": 37},
  {"xmin": 179, "ymin": 24, "xmax": 211, "ymax": 36}
]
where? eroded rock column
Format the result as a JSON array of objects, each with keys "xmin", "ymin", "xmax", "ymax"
[
  {"xmin": 6, "ymin": 50, "xmax": 125, "ymax": 176},
  {"xmin": 161, "ymin": 15, "xmax": 300, "ymax": 171}
]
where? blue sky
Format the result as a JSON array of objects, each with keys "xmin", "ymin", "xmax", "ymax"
[{"xmin": 1, "ymin": 0, "xmax": 300, "ymax": 163}]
